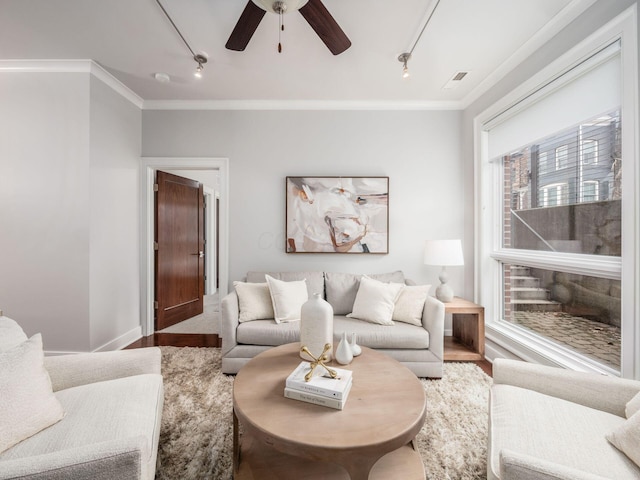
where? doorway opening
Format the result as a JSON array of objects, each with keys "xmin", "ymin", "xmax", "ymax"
[{"xmin": 140, "ymin": 157, "xmax": 229, "ymax": 337}]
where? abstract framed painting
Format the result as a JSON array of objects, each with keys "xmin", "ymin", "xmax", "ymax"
[{"xmin": 286, "ymin": 176, "xmax": 389, "ymax": 254}]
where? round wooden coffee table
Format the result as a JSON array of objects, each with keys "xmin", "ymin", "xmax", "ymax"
[{"xmin": 233, "ymin": 342, "xmax": 426, "ymax": 480}]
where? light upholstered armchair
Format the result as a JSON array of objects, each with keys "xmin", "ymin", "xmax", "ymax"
[
  {"xmin": 488, "ymin": 358, "xmax": 640, "ymax": 480},
  {"xmin": 0, "ymin": 314, "xmax": 164, "ymax": 480}
]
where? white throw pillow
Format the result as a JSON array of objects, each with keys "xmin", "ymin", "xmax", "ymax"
[
  {"xmin": 626, "ymin": 391, "xmax": 640, "ymax": 419},
  {"xmin": 233, "ymin": 281, "xmax": 274, "ymax": 322},
  {"xmin": 392, "ymin": 285, "xmax": 431, "ymax": 326},
  {"xmin": 0, "ymin": 315, "xmax": 28, "ymax": 352},
  {"xmin": 606, "ymin": 410, "xmax": 640, "ymax": 467},
  {"xmin": 347, "ymin": 276, "xmax": 404, "ymax": 326},
  {"xmin": 0, "ymin": 333, "xmax": 65, "ymax": 453},
  {"xmin": 265, "ymin": 275, "xmax": 308, "ymax": 324}
]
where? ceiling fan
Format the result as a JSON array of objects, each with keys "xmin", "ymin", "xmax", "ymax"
[{"xmin": 226, "ymin": 0, "xmax": 351, "ymax": 55}]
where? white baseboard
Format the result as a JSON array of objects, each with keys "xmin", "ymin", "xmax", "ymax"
[
  {"xmin": 444, "ymin": 329, "xmax": 452, "ymax": 336},
  {"xmin": 95, "ymin": 326, "xmax": 142, "ymax": 352},
  {"xmin": 44, "ymin": 326, "xmax": 142, "ymax": 355},
  {"xmin": 44, "ymin": 350, "xmax": 86, "ymax": 356}
]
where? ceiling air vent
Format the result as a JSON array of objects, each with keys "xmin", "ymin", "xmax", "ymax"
[{"xmin": 443, "ymin": 71, "xmax": 469, "ymax": 90}]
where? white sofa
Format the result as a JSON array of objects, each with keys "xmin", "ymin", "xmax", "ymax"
[
  {"xmin": 489, "ymin": 358, "xmax": 640, "ymax": 480},
  {"xmin": 0, "ymin": 315, "xmax": 164, "ymax": 480},
  {"xmin": 221, "ymin": 271, "xmax": 444, "ymax": 377}
]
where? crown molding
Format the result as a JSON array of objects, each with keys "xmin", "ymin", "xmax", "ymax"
[
  {"xmin": 89, "ymin": 62, "xmax": 144, "ymax": 108},
  {"xmin": 0, "ymin": 59, "xmax": 143, "ymax": 109},
  {"xmin": 142, "ymin": 99, "xmax": 463, "ymax": 111},
  {"xmin": 459, "ymin": 0, "xmax": 599, "ymax": 109}
]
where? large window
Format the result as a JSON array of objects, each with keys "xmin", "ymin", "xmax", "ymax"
[
  {"xmin": 476, "ymin": 9, "xmax": 638, "ymax": 379},
  {"xmin": 501, "ymin": 110, "xmax": 621, "ymax": 370}
]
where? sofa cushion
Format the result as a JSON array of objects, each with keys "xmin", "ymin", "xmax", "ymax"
[
  {"xmin": 334, "ymin": 316, "xmax": 430, "ymax": 349},
  {"xmin": 346, "ymin": 276, "xmax": 404, "ymax": 325},
  {"xmin": 489, "ymin": 384, "xmax": 640, "ymax": 479},
  {"xmin": 247, "ymin": 271, "xmax": 325, "ymax": 299},
  {"xmin": 265, "ymin": 275, "xmax": 308, "ymax": 323},
  {"xmin": 0, "ymin": 373, "xmax": 163, "ymax": 480},
  {"xmin": 393, "ymin": 285, "xmax": 431, "ymax": 326},
  {"xmin": 236, "ymin": 316, "xmax": 430, "ymax": 350},
  {"xmin": 0, "ymin": 315, "xmax": 28, "ymax": 352},
  {"xmin": 325, "ymin": 271, "xmax": 405, "ymax": 315},
  {"xmin": 626, "ymin": 391, "xmax": 640, "ymax": 419},
  {"xmin": 237, "ymin": 320, "xmax": 301, "ymax": 346},
  {"xmin": 233, "ymin": 281, "xmax": 274, "ymax": 322},
  {"xmin": 0, "ymin": 333, "xmax": 65, "ymax": 454},
  {"xmin": 607, "ymin": 411, "xmax": 640, "ymax": 467}
]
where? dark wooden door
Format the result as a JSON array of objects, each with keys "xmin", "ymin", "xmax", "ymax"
[{"xmin": 155, "ymin": 171, "xmax": 204, "ymax": 330}]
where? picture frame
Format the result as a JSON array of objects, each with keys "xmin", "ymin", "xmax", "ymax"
[{"xmin": 285, "ymin": 176, "xmax": 389, "ymax": 254}]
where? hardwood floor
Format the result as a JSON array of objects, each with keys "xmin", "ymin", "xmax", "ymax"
[
  {"xmin": 125, "ymin": 334, "xmax": 492, "ymax": 377},
  {"xmin": 125, "ymin": 333, "xmax": 221, "ymax": 349},
  {"xmin": 472, "ymin": 359, "xmax": 492, "ymax": 377}
]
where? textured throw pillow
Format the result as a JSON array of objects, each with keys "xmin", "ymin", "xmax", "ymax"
[
  {"xmin": 626, "ymin": 391, "xmax": 640, "ymax": 419},
  {"xmin": 0, "ymin": 315, "xmax": 29, "ymax": 352},
  {"xmin": 325, "ymin": 271, "xmax": 405, "ymax": 315},
  {"xmin": 233, "ymin": 281, "xmax": 274, "ymax": 322},
  {"xmin": 265, "ymin": 275, "xmax": 308, "ymax": 324},
  {"xmin": 392, "ymin": 284, "xmax": 431, "ymax": 326},
  {"xmin": 347, "ymin": 276, "xmax": 404, "ymax": 326},
  {"xmin": 606, "ymin": 410, "xmax": 640, "ymax": 467},
  {"xmin": 0, "ymin": 333, "xmax": 65, "ymax": 454}
]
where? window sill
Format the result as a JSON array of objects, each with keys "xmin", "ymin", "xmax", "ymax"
[{"xmin": 485, "ymin": 320, "xmax": 619, "ymax": 377}]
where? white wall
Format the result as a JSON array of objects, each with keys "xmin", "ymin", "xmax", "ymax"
[
  {"xmin": 0, "ymin": 72, "xmax": 91, "ymax": 351},
  {"xmin": 0, "ymin": 69, "xmax": 142, "ymax": 353},
  {"xmin": 89, "ymin": 76, "xmax": 142, "ymax": 351},
  {"xmin": 142, "ymin": 109, "xmax": 466, "ymax": 300}
]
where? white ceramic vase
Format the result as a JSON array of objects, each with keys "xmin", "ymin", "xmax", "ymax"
[
  {"xmin": 350, "ymin": 333, "xmax": 362, "ymax": 357},
  {"xmin": 300, "ymin": 293, "xmax": 334, "ymax": 361},
  {"xmin": 335, "ymin": 331, "xmax": 354, "ymax": 365}
]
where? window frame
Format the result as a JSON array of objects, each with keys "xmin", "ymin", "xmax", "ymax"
[
  {"xmin": 581, "ymin": 179, "xmax": 599, "ymax": 202},
  {"xmin": 581, "ymin": 138, "xmax": 599, "ymax": 165},
  {"xmin": 555, "ymin": 144, "xmax": 569, "ymax": 170},
  {"xmin": 474, "ymin": 7, "xmax": 639, "ymax": 379},
  {"xmin": 539, "ymin": 182, "xmax": 568, "ymax": 207}
]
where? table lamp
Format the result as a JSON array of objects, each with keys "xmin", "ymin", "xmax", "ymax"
[{"xmin": 423, "ymin": 239, "xmax": 464, "ymax": 303}]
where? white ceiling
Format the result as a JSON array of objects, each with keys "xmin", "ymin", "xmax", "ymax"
[{"xmin": 0, "ymin": 0, "xmax": 595, "ymax": 107}]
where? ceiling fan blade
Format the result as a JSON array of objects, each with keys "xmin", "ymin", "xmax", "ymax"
[
  {"xmin": 298, "ymin": 0, "xmax": 351, "ymax": 55},
  {"xmin": 226, "ymin": 1, "xmax": 266, "ymax": 51}
]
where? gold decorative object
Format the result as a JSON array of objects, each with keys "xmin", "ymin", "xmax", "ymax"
[{"xmin": 300, "ymin": 343, "xmax": 337, "ymax": 382}]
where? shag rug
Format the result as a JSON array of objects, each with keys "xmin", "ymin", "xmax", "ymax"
[{"xmin": 156, "ymin": 347, "xmax": 492, "ymax": 480}]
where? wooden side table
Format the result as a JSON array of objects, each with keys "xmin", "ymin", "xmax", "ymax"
[{"xmin": 442, "ymin": 297, "xmax": 485, "ymax": 361}]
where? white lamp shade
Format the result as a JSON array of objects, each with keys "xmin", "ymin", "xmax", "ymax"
[{"xmin": 423, "ymin": 239, "xmax": 464, "ymax": 266}]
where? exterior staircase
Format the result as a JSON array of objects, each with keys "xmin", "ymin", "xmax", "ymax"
[{"xmin": 509, "ymin": 266, "xmax": 562, "ymax": 312}]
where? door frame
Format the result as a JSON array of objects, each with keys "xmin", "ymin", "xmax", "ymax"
[
  {"xmin": 140, "ymin": 157, "xmax": 229, "ymax": 336},
  {"xmin": 203, "ymin": 186, "xmax": 217, "ymax": 296}
]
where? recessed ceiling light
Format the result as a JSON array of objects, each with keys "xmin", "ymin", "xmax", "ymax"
[{"xmin": 154, "ymin": 72, "xmax": 171, "ymax": 83}]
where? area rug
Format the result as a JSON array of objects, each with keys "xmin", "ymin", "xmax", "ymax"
[{"xmin": 156, "ymin": 347, "xmax": 492, "ymax": 480}]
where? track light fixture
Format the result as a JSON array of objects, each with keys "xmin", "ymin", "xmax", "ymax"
[
  {"xmin": 398, "ymin": 0, "xmax": 441, "ymax": 79},
  {"xmin": 193, "ymin": 54, "xmax": 207, "ymax": 78},
  {"xmin": 398, "ymin": 53, "xmax": 411, "ymax": 79},
  {"xmin": 156, "ymin": 0, "xmax": 208, "ymax": 78}
]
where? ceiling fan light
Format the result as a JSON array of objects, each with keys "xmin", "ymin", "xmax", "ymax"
[{"xmin": 251, "ymin": 0, "xmax": 309, "ymax": 14}]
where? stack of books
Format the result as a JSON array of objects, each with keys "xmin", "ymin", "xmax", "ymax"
[{"xmin": 284, "ymin": 361, "xmax": 353, "ymax": 410}]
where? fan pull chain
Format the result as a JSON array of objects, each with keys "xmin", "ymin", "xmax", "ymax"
[{"xmin": 278, "ymin": 11, "xmax": 283, "ymax": 53}]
